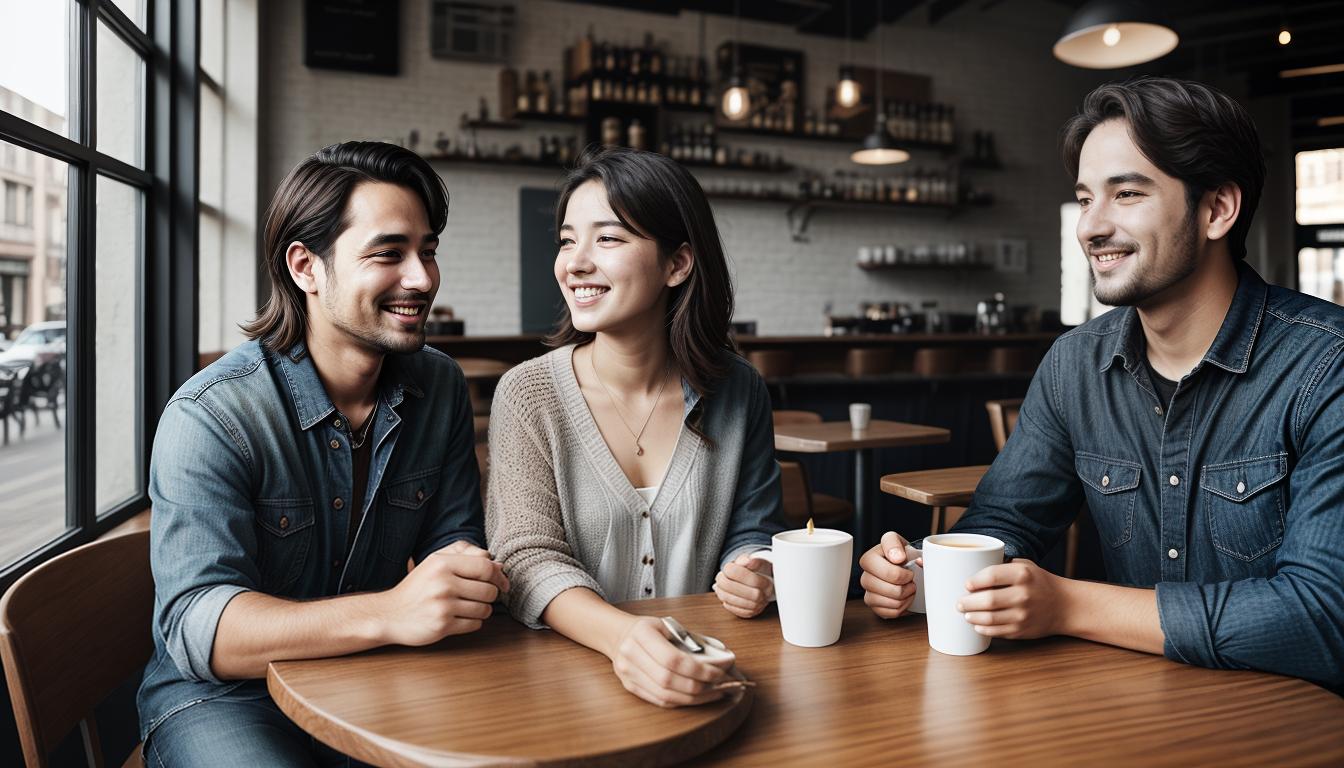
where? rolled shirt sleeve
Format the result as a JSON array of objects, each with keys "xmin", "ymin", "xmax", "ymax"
[
  {"xmin": 413, "ymin": 364, "xmax": 488, "ymax": 560},
  {"xmin": 718, "ymin": 369, "xmax": 786, "ymax": 569},
  {"xmin": 148, "ymin": 398, "xmax": 262, "ymax": 684}
]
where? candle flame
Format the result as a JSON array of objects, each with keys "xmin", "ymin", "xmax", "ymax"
[{"xmin": 807, "ymin": 518, "xmax": 815, "ymax": 535}]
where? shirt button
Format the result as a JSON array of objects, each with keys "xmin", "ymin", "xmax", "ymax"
[
  {"xmin": 333, "ymin": 559, "xmax": 342, "ymax": 570},
  {"xmin": 278, "ymin": 515, "xmax": 289, "ymax": 530},
  {"xmin": 333, "ymin": 497, "xmax": 345, "ymax": 510},
  {"xmin": 1154, "ymin": 405, "xmax": 1163, "ymax": 415},
  {"xmin": 644, "ymin": 587, "xmax": 652, "ymax": 595},
  {"xmin": 1236, "ymin": 480, "xmax": 1246, "ymax": 494},
  {"xmin": 333, "ymin": 418, "xmax": 342, "ymax": 429},
  {"xmin": 1101, "ymin": 475, "xmax": 1110, "ymax": 487},
  {"xmin": 1168, "ymin": 548, "xmax": 1179, "ymax": 559},
  {"xmin": 641, "ymin": 555, "xmax": 649, "ymax": 565},
  {"xmin": 641, "ymin": 511, "xmax": 649, "ymax": 519},
  {"xmin": 329, "ymin": 438, "xmax": 341, "ymax": 450},
  {"xmin": 416, "ymin": 489, "xmax": 425, "ymax": 501},
  {"xmin": 1169, "ymin": 475, "xmax": 1180, "ymax": 486},
  {"xmin": 344, "ymin": 583, "xmax": 355, "ymax": 592}
]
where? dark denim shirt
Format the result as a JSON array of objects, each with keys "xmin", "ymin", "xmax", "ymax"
[
  {"xmin": 137, "ymin": 340, "xmax": 485, "ymax": 739},
  {"xmin": 954, "ymin": 264, "xmax": 1344, "ymax": 689}
]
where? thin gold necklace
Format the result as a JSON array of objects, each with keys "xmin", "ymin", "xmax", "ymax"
[{"xmin": 590, "ymin": 345, "xmax": 669, "ymax": 457}]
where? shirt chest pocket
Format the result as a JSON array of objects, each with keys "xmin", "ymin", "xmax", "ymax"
[
  {"xmin": 378, "ymin": 468, "xmax": 441, "ymax": 562},
  {"xmin": 254, "ymin": 499, "xmax": 315, "ymax": 593},
  {"xmin": 1075, "ymin": 453, "xmax": 1141, "ymax": 548},
  {"xmin": 1201, "ymin": 453, "xmax": 1288, "ymax": 562}
]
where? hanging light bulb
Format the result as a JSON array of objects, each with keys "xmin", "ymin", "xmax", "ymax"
[
  {"xmin": 837, "ymin": 66, "xmax": 861, "ymax": 108},
  {"xmin": 1053, "ymin": 0, "xmax": 1178, "ymax": 69},
  {"xmin": 722, "ymin": 78, "xmax": 750, "ymax": 120},
  {"xmin": 1102, "ymin": 25, "xmax": 1121, "ymax": 47},
  {"xmin": 1278, "ymin": 28, "xmax": 1292, "ymax": 45},
  {"xmin": 721, "ymin": 0, "xmax": 750, "ymax": 120},
  {"xmin": 835, "ymin": 1, "xmax": 861, "ymax": 108}
]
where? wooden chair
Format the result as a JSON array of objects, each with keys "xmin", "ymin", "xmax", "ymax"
[
  {"xmin": 773, "ymin": 410, "xmax": 854, "ymax": 529},
  {"xmin": 879, "ymin": 398, "xmax": 1081, "ymax": 577},
  {"xmin": 0, "ymin": 529, "xmax": 153, "ymax": 768}
]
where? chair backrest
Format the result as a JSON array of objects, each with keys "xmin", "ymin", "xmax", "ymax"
[
  {"xmin": 776, "ymin": 460, "xmax": 813, "ymax": 526},
  {"xmin": 0, "ymin": 529, "xmax": 154, "ymax": 768},
  {"xmin": 985, "ymin": 399, "xmax": 1023, "ymax": 453},
  {"xmin": 772, "ymin": 409, "xmax": 822, "ymax": 426}
]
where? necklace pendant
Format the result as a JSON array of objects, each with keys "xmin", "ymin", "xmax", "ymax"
[{"xmin": 636, "ymin": 445, "xmax": 645, "ymax": 456}]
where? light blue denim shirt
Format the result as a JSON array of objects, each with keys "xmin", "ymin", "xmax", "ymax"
[
  {"xmin": 954, "ymin": 264, "xmax": 1344, "ymax": 690},
  {"xmin": 137, "ymin": 339, "xmax": 485, "ymax": 739}
]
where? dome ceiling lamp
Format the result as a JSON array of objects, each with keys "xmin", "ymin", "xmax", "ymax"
[
  {"xmin": 1052, "ymin": 0, "xmax": 1179, "ymax": 69},
  {"xmin": 852, "ymin": 0, "xmax": 909, "ymax": 165}
]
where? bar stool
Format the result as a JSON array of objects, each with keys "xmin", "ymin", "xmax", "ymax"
[
  {"xmin": 747, "ymin": 350, "xmax": 795, "ymax": 379},
  {"xmin": 773, "ymin": 410, "xmax": 853, "ymax": 530},
  {"xmin": 987, "ymin": 346, "xmax": 1040, "ymax": 374},
  {"xmin": 845, "ymin": 347, "xmax": 895, "ymax": 378},
  {"xmin": 912, "ymin": 347, "xmax": 960, "ymax": 376},
  {"xmin": 878, "ymin": 399, "xmax": 1081, "ymax": 577}
]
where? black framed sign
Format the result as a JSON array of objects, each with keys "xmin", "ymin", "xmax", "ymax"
[{"xmin": 304, "ymin": 0, "xmax": 400, "ymax": 75}]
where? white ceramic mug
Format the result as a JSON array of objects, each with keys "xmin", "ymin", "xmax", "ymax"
[
  {"xmin": 750, "ymin": 528, "xmax": 853, "ymax": 647},
  {"xmin": 849, "ymin": 402, "xmax": 872, "ymax": 431},
  {"xmin": 920, "ymin": 533, "xmax": 1004, "ymax": 655}
]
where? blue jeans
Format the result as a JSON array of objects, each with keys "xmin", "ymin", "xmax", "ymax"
[{"xmin": 144, "ymin": 683, "xmax": 372, "ymax": 768}]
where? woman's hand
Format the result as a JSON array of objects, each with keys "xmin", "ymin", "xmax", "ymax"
[
  {"xmin": 713, "ymin": 553, "xmax": 774, "ymax": 618},
  {"xmin": 608, "ymin": 616, "xmax": 729, "ymax": 707}
]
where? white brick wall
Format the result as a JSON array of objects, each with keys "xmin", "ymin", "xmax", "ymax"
[{"xmin": 261, "ymin": 0, "xmax": 1113, "ymax": 335}]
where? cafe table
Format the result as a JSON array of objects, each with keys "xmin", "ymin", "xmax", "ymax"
[
  {"xmin": 773, "ymin": 419, "xmax": 951, "ymax": 562},
  {"xmin": 267, "ymin": 593, "xmax": 1344, "ymax": 767}
]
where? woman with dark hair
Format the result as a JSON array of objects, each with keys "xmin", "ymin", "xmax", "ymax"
[{"xmin": 486, "ymin": 147, "xmax": 785, "ymax": 707}]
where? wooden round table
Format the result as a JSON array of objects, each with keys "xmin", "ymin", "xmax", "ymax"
[{"xmin": 269, "ymin": 593, "xmax": 1344, "ymax": 767}]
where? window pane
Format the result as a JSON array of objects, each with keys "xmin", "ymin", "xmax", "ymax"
[
  {"xmin": 96, "ymin": 21, "xmax": 145, "ymax": 168},
  {"xmin": 0, "ymin": 140, "xmax": 69, "ymax": 567},
  {"xmin": 1296, "ymin": 149, "xmax": 1344, "ymax": 225},
  {"xmin": 95, "ymin": 175, "xmax": 142, "ymax": 515},
  {"xmin": 201, "ymin": 0, "xmax": 225, "ymax": 83},
  {"xmin": 0, "ymin": 0, "xmax": 71, "ymax": 137},
  {"xmin": 106, "ymin": 0, "xmax": 147, "ymax": 32}
]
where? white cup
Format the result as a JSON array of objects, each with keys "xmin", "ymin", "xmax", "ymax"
[
  {"xmin": 919, "ymin": 533, "xmax": 1004, "ymax": 655},
  {"xmin": 899, "ymin": 545, "xmax": 925, "ymax": 614},
  {"xmin": 849, "ymin": 402, "xmax": 872, "ymax": 431},
  {"xmin": 750, "ymin": 528, "xmax": 853, "ymax": 647}
]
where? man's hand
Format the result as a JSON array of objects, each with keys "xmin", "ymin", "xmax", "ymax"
[
  {"xmin": 713, "ymin": 553, "xmax": 774, "ymax": 618},
  {"xmin": 609, "ymin": 616, "xmax": 729, "ymax": 708},
  {"xmin": 380, "ymin": 541, "xmax": 509, "ymax": 646},
  {"xmin": 957, "ymin": 558, "xmax": 1068, "ymax": 639},
  {"xmin": 859, "ymin": 531, "xmax": 918, "ymax": 619}
]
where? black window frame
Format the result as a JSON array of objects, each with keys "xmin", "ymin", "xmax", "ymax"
[{"xmin": 0, "ymin": 0, "xmax": 198, "ymax": 590}]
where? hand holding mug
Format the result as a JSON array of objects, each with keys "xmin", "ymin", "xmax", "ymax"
[
  {"xmin": 714, "ymin": 553, "xmax": 774, "ymax": 619},
  {"xmin": 859, "ymin": 531, "xmax": 919, "ymax": 619},
  {"xmin": 958, "ymin": 558, "xmax": 1068, "ymax": 640}
]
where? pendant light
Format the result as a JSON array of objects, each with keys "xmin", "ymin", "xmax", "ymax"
[
  {"xmin": 836, "ymin": 0, "xmax": 861, "ymax": 109},
  {"xmin": 1052, "ymin": 0, "xmax": 1178, "ymax": 69},
  {"xmin": 852, "ymin": 1, "xmax": 908, "ymax": 165},
  {"xmin": 721, "ymin": 0, "xmax": 750, "ymax": 120}
]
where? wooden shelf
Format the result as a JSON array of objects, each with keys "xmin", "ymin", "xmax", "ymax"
[
  {"xmin": 679, "ymin": 158, "xmax": 793, "ymax": 173},
  {"xmin": 857, "ymin": 261, "xmax": 992, "ymax": 271},
  {"xmin": 464, "ymin": 113, "xmax": 584, "ymax": 130},
  {"xmin": 717, "ymin": 124, "xmax": 957, "ymax": 152},
  {"xmin": 426, "ymin": 154, "xmax": 565, "ymax": 169}
]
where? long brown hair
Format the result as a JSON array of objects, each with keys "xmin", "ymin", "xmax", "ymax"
[
  {"xmin": 546, "ymin": 146, "xmax": 736, "ymax": 397},
  {"xmin": 241, "ymin": 141, "xmax": 450, "ymax": 351}
]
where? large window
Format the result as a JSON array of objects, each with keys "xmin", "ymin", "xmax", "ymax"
[
  {"xmin": 0, "ymin": 0, "xmax": 198, "ymax": 581},
  {"xmin": 1296, "ymin": 149, "xmax": 1344, "ymax": 306}
]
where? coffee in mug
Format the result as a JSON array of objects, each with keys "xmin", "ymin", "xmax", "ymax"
[{"xmin": 920, "ymin": 533, "xmax": 1004, "ymax": 655}]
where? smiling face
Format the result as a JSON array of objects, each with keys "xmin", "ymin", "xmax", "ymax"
[
  {"xmin": 308, "ymin": 181, "xmax": 440, "ymax": 354},
  {"xmin": 1074, "ymin": 119, "xmax": 1202, "ymax": 308},
  {"xmin": 554, "ymin": 179, "xmax": 690, "ymax": 337}
]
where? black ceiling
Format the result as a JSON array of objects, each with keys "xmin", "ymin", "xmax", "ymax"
[{"xmin": 558, "ymin": 0, "xmax": 1344, "ymax": 142}]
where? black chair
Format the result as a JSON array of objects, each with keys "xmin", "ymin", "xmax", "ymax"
[
  {"xmin": 24, "ymin": 360, "xmax": 62, "ymax": 428},
  {"xmin": 0, "ymin": 364, "xmax": 31, "ymax": 445}
]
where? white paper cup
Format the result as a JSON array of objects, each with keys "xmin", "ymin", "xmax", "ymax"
[
  {"xmin": 750, "ymin": 528, "xmax": 853, "ymax": 647},
  {"xmin": 921, "ymin": 533, "xmax": 1004, "ymax": 655},
  {"xmin": 849, "ymin": 402, "xmax": 872, "ymax": 431}
]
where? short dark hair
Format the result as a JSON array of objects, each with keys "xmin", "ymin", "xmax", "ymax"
[
  {"xmin": 1061, "ymin": 77, "xmax": 1265, "ymax": 261},
  {"xmin": 546, "ymin": 146, "xmax": 736, "ymax": 397},
  {"xmin": 241, "ymin": 141, "xmax": 449, "ymax": 351}
]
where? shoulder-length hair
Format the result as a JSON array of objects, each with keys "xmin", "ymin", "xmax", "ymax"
[
  {"xmin": 546, "ymin": 146, "xmax": 736, "ymax": 397},
  {"xmin": 1061, "ymin": 77, "xmax": 1265, "ymax": 261},
  {"xmin": 241, "ymin": 141, "xmax": 450, "ymax": 352}
]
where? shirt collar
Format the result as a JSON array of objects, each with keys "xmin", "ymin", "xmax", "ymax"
[
  {"xmin": 276, "ymin": 341, "xmax": 425, "ymax": 430},
  {"xmin": 1101, "ymin": 261, "xmax": 1268, "ymax": 376}
]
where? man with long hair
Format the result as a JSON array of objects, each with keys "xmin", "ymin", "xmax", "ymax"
[
  {"xmin": 138, "ymin": 142, "xmax": 506, "ymax": 764},
  {"xmin": 861, "ymin": 78, "xmax": 1344, "ymax": 690}
]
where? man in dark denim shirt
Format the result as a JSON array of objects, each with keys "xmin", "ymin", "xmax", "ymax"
[
  {"xmin": 138, "ymin": 142, "xmax": 509, "ymax": 766},
  {"xmin": 860, "ymin": 78, "xmax": 1344, "ymax": 690}
]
